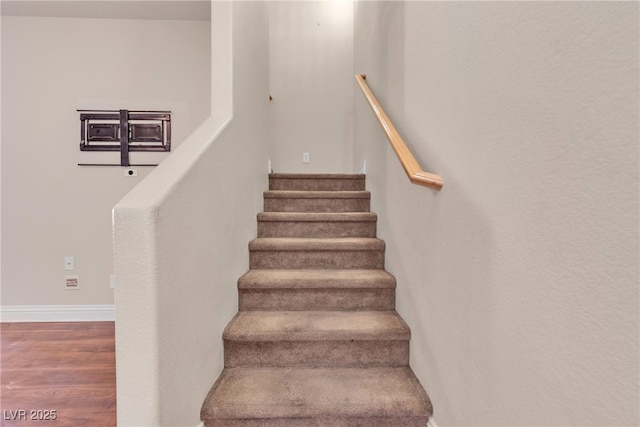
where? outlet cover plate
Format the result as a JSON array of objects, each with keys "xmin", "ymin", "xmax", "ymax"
[{"xmin": 65, "ymin": 275, "xmax": 80, "ymax": 290}]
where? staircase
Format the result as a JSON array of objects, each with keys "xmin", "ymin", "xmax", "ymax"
[{"xmin": 201, "ymin": 173, "xmax": 433, "ymax": 426}]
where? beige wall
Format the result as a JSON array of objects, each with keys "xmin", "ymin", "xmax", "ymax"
[
  {"xmin": 354, "ymin": 2, "xmax": 639, "ymax": 426},
  {"xmin": 268, "ymin": 0, "xmax": 354, "ymax": 173},
  {"xmin": 114, "ymin": 2, "xmax": 270, "ymax": 425},
  {"xmin": 1, "ymin": 15, "xmax": 210, "ymax": 307}
]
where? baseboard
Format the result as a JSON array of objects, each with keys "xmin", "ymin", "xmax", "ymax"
[
  {"xmin": 196, "ymin": 422, "xmax": 204, "ymax": 427},
  {"xmin": 0, "ymin": 304, "xmax": 115, "ymax": 322},
  {"xmin": 427, "ymin": 417, "xmax": 438, "ymax": 427},
  {"xmin": 356, "ymin": 159, "xmax": 367, "ymax": 174}
]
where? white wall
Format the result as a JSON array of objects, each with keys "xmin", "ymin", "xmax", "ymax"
[
  {"xmin": 354, "ymin": 2, "xmax": 639, "ymax": 426},
  {"xmin": 1, "ymin": 16, "xmax": 210, "ymax": 308},
  {"xmin": 114, "ymin": 2, "xmax": 270, "ymax": 425},
  {"xmin": 268, "ymin": 0, "xmax": 354, "ymax": 173}
]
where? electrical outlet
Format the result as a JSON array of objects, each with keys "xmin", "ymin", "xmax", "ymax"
[
  {"xmin": 303, "ymin": 152, "xmax": 310, "ymax": 163},
  {"xmin": 110, "ymin": 274, "xmax": 116, "ymax": 289},
  {"xmin": 64, "ymin": 255, "xmax": 74, "ymax": 270},
  {"xmin": 124, "ymin": 168, "xmax": 138, "ymax": 177},
  {"xmin": 65, "ymin": 275, "xmax": 80, "ymax": 290}
]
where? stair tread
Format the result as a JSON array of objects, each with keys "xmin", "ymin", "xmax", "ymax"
[
  {"xmin": 239, "ymin": 269, "xmax": 395, "ymax": 289},
  {"xmin": 264, "ymin": 190, "xmax": 371, "ymax": 199},
  {"xmin": 201, "ymin": 366, "xmax": 432, "ymax": 420},
  {"xmin": 257, "ymin": 212, "xmax": 377, "ymax": 222},
  {"xmin": 223, "ymin": 311, "xmax": 410, "ymax": 341},
  {"xmin": 249, "ymin": 237, "xmax": 385, "ymax": 251}
]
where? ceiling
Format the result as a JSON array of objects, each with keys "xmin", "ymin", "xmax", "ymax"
[{"xmin": 1, "ymin": 0, "xmax": 211, "ymax": 21}]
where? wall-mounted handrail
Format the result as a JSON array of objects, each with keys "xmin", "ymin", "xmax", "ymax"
[{"xmin": 355, "ymin": 74, "xmax": 443, "ymax": 190}]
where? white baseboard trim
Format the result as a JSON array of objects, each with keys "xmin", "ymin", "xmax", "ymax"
[
  {"xmin": 427, "ymin": 417, "xmax": 439, "ymax": 427},
  {"xmin": 0, "ymin": 304, "xmax": 115, "ymax": 322},
  {"xmin": 196, "ymin": 422, "xmax": 204, "ymax": 427}
]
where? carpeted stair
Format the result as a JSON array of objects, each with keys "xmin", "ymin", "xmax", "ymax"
[{"xmin": 201, "ymin": 173, "xmax": 433, "ymax": 426}]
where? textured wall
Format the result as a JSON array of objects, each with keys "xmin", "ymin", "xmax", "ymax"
[
  {"xmin": 354, "ymin": 2, "xmax": 639, "ymax": 426},
  {"xmin": 114, "ymin": 2, "xmax": 270, "ymax": 425},
  {"xmin": 1, "ymin": 16, "xmax": 210, "ymax": 306}
]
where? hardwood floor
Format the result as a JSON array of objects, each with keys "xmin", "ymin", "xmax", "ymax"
[{"xmin": 0, "ymin": 322, "xmax": 116, "ymax": 427}]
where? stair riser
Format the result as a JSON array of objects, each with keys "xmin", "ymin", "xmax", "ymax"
[
  {"xmin": 239, "ymin": 289, "xmax": 395, "ymax": 311},
  {"xmin": 257, "ymin": 221, "xmax": 376, "ymax": 238},
  {"xmin": 205, "ymin": 417, "xmax": 429, "ymax": 427},
  {"xmin": 269, "ymin": 178, "xmax": 365, "ymax": 191},
  {"xmin": 250, "ymin": 251, "xmax": 384, "ymax": 269},
  {"xmin": 264, "ymin": 198, "xmax": 370, "ymax": 213},
  {"xmin": 224, "ymin": 340, "xmax": 409, "ymax": 368}
]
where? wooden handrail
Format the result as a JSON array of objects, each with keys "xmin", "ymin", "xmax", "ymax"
[{"xmin": 355, "ymin": 74, "xmax": 443, "ymax": 190}]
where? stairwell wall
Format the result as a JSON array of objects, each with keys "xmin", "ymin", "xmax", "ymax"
[
  {"xmin": 113, "ymin": 2, "xmax": 270, "ymax": 426},
  {"xmin": 354, "ymin": 2, "xmax": 639, "ymax": 426},
  {"xmin": 267, "ymin": 0, "xmax": 354, "ymax": 173}
]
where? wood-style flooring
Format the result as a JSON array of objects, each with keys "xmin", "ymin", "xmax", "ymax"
[{"xmin": 0, "ymin": 322, "xmax": 116, "ymax": 427}]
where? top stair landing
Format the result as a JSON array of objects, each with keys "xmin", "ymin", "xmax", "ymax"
[
  {"xmin": 265, "ymin": 174, "xmax": 370, "ymax": 213},
  {"xmin": 269, "ymin": 173, "xmax": 366, "ymax": 191}
]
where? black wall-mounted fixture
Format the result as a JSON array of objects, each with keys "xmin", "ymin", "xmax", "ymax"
[{"xmin": 78, "ymin": 109, "xmax": 171, "ymax": 167}]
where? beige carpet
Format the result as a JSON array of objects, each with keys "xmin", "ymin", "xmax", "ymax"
[{"xmin": 201, "ymin": 174, "xmax": 432, "ymax": 426}]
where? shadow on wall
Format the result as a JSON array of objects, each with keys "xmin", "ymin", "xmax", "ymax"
[{"xmin": 380, "ymin": 156, "xmax": 497, "ymax": 421}]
